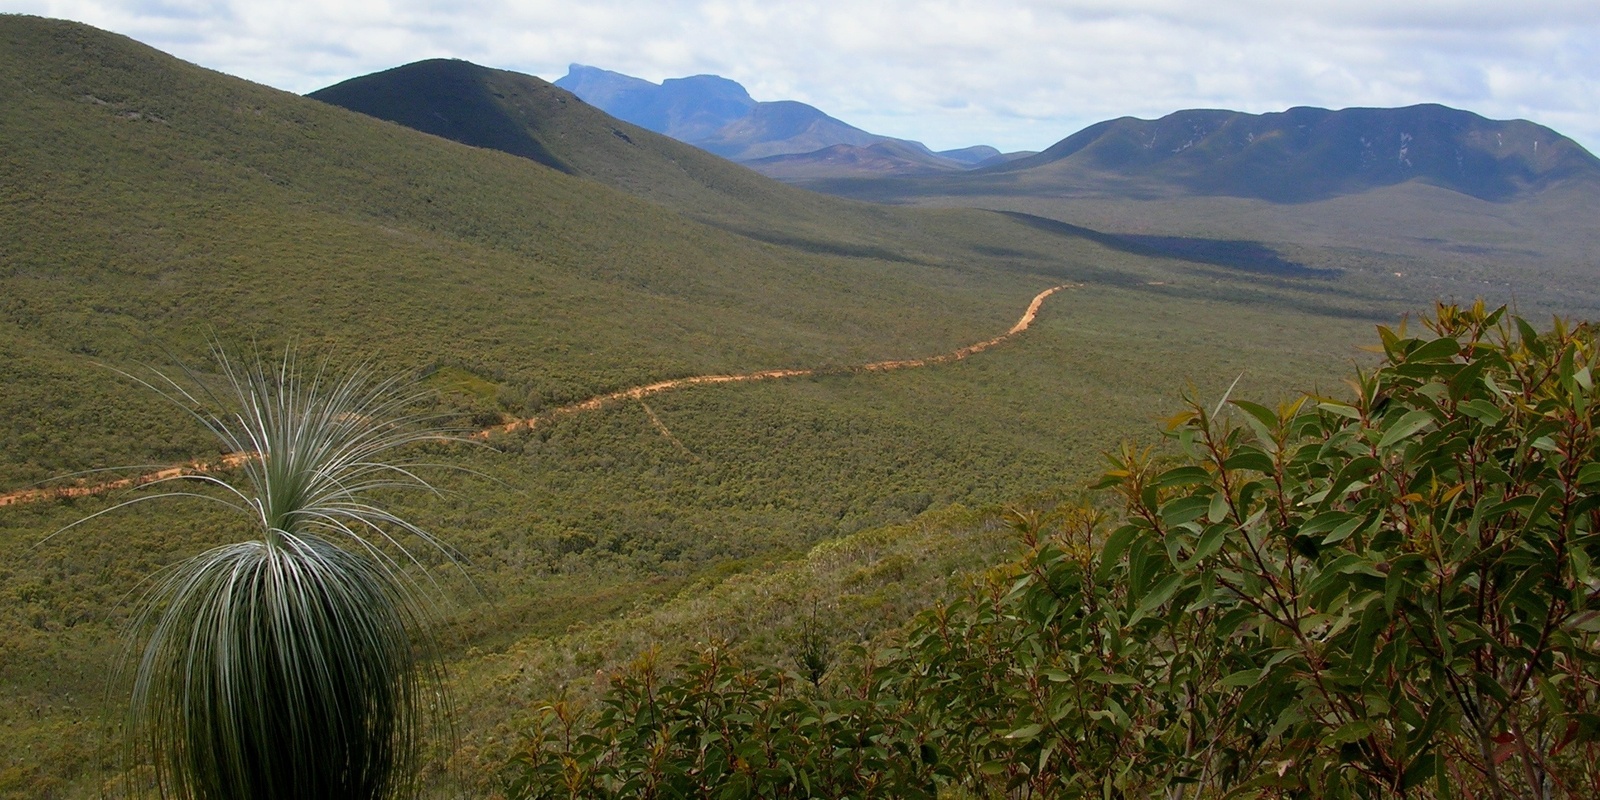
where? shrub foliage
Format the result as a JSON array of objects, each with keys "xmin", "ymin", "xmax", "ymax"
[{"xmin": 505, "ymin": 302, "xmax": 1600, "ymax": 798}]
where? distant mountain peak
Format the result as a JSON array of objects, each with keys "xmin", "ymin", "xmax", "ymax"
[
  {"xmin": 659, "ymin": 73, "xmax": 754, "ymax": 103},
  {"xmin": 558, "ymin": 64, "xmax": 656, "ymax": 108},
  {"xmin": 553, "ymin": 65, "xmax": 1000, "ymax": 176}
]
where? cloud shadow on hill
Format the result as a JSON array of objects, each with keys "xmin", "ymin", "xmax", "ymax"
[{"xmin": 992, "ymin": 211, "xmax": 1339, "ymax": 279}]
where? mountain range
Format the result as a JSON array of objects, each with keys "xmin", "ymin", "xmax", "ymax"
[
  {"xmin": 977, "ymin": 104, "xmax": 1599, "ymax": 203},
  {"xmin": 307, "ymin": 57, "xmax": 1599, "ymax": 310},
  {"xmin": 548, "ymin": 65, "xmax": 1599, "ymax": 202},
  {"xmin": 314, "ymin": 58, "xmax": 1600, "ymax": 205},
  {"xmin": 552, "ymin": 64, "xmax": 1014, "ymax": 175}
]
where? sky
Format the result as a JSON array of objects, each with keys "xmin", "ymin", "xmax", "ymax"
[{"xmin": 9, "ymin": 1, "xmax": 1600, "ymax": 155}]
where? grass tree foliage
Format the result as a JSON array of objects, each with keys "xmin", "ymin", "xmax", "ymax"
[
  {"xmin": 505, "ymin": 303, "xmax": 1600, "ymax": 798},
  {"xmin": 80, "ymin": 351, "xmax": 461, "ymax": 800}
]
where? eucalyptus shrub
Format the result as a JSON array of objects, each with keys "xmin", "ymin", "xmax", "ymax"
[
  {"xmin": 503, "ymin": 646, "xmax": 942, "ymax": 799},
  {"xmin": 902, "ymin": 302, "xmax": 1600, "ymax": 798},
  {"xmin": 506, "ymin": 303, "xmax": 1600, "ymax": 798}
]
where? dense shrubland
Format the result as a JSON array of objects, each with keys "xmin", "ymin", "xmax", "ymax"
[
  {"xmin": 504, "ymin": 303, "xmax": 1600, "ymax": 798},
  {"xmin": 8, "ymin": 18, "xmax": 1599, "ymax": 799}
]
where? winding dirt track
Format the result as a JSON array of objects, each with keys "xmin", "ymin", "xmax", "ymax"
[
  {"xmin": 0, "ymin": 453, "xmax": 254, "ymax": 508},
  {"xmin": 1, "ymin": 284, "xmax": 1075, "ymax": 508},
  {"xmin": 484, "ymin": 283, "xmax": 1074, "ymax": 436}
]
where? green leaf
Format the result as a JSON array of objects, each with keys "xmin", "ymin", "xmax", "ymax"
[
  {"xmin": 1457, "ymin": 398, "xmax": 1506, "ymax": 425},
  {"xmin": 1516, "ymin": 316, "xmax": 1544, "ymax": 355},
  {"xmin": 1407, "ymin": 336, "xmax": 1461, "ymax": 363},
  {"xmin": 1401, "ymin": 754, "xmax": 1440, "ymax": 790},
  {"xmin": 1300, "ymin": 511, "xmax": 1357, "ymax": 538},
  {"xmin": 1160, "ymin": 495, "xmax": 1211, "ymax": 527},
  {"xmin": 1098, "ymin": 525, "xmax": 1138, "ymax": 581},
  {"xmin": 1377, "ymin": 409, "xmax": 1436, "ymax": 450},
  {"xmin": 1136, "ymin": 575, "xmax": 1182, "ymax": 617},
  {"xmin": 1384, "ymin": 554, "xmax": 1425, "ymax": 615},
  {"xmin": 1087, "ymin": 672, "xmax": 1139, "ymax": 685},
  {"xmin": 1327, "ymin": 720, "xmax": 1375, "ymax": 745},
  {"xmin": 1231, "ymin": 400, "xmax": 1280, "ymax": 447},
  {"xmin": 1219, "ymin": 669, "xmax": 1259, "ymax": 688},
  {"xmin": 1190, "ymin": 524, "xmax": 1227, "ymax": 563},
  {"xmin": 1318, "ymin": 401, "xmax": 1362, "ymax": 420},
  {"xmin": 1155, "ymin": 465, "xmax": 1212, "ymax": 489},
  {"xmin": 1223, "ymin": 449, "xmax": 1276, "ymax": 474},
  {"xmin": 1207, "ymin": 490, "xmax": 1231, "ymax": 523},
  {"xmin": 1523, "ymin": 483, "xmax": 1564, "ymax": 530},
  {"xmin": 1322, "ymin": 516, "xmax": 1365, "ymax": 546}
]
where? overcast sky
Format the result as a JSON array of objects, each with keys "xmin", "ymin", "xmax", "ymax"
[{"xmin": 11, "ymin": 1, "xmax": 1599, "ymax": 155}]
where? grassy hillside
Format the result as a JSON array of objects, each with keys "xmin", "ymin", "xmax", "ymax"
[
  {"xmin": 0, "ymin": 15, "xmax": 1055, "ymax": 485},
  {"xmin": 0, "ymin": 16, "xmax": 1403, "ymax": 797}
]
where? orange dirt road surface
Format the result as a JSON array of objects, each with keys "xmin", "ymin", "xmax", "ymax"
[
  {"xmin": 0, "ymin": 452, "xmax": 254, "ymax": 508},
  {"xmin": 481, "ymin": 283, "xmax": 1075, "ymax": 437},
  {"xmin": 1, "ymin": 284, "xmax": 1076, "ymax": 507}
]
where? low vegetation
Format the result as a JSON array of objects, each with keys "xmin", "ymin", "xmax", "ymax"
[{"xmin": 504, "ymin": 304, "xmax": 1600, "ymax": 798}]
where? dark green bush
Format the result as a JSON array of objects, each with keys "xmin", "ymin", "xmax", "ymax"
[{"xmin": 502, "ymin": 647, "xmax": 941, "ymax": 799}]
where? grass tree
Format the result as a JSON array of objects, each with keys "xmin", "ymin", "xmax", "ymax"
[{"xmin": 73, "ymin": 349, "xmax": 462, "ymax": 800}]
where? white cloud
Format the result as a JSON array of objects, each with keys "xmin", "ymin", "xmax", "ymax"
[{"xmin": 7, "ymin": 0, "xmax": 1598, "ymax": 154}]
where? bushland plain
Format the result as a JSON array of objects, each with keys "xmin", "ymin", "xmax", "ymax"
[{"xmin": 1, "ymin": 15, "xmax": 1588, "ymax": 797}]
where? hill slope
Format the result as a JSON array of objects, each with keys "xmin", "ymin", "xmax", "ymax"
[
  {"xmin": 1004, "ymin": 104, "xmax": 1593, "ymax": 203},
  {"xmin": 309, "ymin": 58, "xmax": 970, "ymax": 247},
  {"xmin": 746, "ymin": 141, "xmax": 970, "ymax": 180},
  {"xmin": 307, "ymin": 58, "xmax": 580, "ymax": 173},
  {"xmin": 987, "ymin": 104, "xmax": 1600, "ymax": 203},
  {"xmin": 0, "ymin": 15, "xmax": 1395, "ymax": 798}
]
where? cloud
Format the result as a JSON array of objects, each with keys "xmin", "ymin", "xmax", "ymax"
[{"xmin": 11, "ymin": 0, "xmax": 1599, "ymax": 153}]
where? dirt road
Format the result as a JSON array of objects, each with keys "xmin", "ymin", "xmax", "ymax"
[
  {"xmin": 485, "ymin": 283, "xmax": 1073, "ymax": 436},
  {"xmin": 1, "ymin": 284, "xmax": 1075, "ymax": 507}
]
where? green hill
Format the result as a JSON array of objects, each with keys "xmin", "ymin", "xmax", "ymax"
[
  {"xmin": 308, "ymin": 57, "xmax": 993, "ymax": 251},
  {"xmin": 995, "ymin": 104, "xmax": 1600, "ymax": 202},
  {"xmin": 0, "ymin": 16, "xmax": 1396, "ymax": 797},
  {"xmin": 814, "ymin": 104, "xmax": 1600, "ymax": 204}
]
